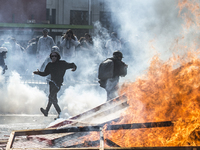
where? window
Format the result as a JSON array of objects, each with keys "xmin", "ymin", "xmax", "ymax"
[
  {"xmin": 46, "ymin": 9, "xmax": 50, "ymax": 21},
  {"xmin": 46, "ymin": 9, "xmax": 56, "ymax": 24},
  {"xmin": 100, "ymin": 11, "xmax": 120, "ymax": 32},
  {"xmin": 12, "ymin": 14, "xmax": 15, "ymax": 23},
  {"xmin": 51, "ymin": 9, "xmax": 56, "ymax": 24},
  {"xmin": 70, "ymin": 10, "xmax": 89, "ymax": 25},
  {"xmin": 100, "ymin": 11, "xmax": 112, "ymax": 31}
]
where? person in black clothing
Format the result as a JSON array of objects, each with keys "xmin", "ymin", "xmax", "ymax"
[
  {"xmin": 98, "ymin": 50, "xmax": 128, "ymax": 101},
  {"xmin": 0, "ymin": 47, "xmax": 8, "ymax": 74},
  {"xmin": 33, "ymin": 49, "xmax": 77, "ymax": 119}
]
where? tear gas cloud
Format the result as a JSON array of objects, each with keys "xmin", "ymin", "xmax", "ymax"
[
  {"xmin": 0, "ymin": 71, "xmax": 46, "ymax": 114},
  {"xmin": 105, "ymin": 0, "xmax": 186, "ymax": 80},
  {"xmin": 0, "ymin": 0, "xmax": 196, "ymax": 118}
]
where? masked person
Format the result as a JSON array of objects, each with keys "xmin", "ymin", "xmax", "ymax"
[
  {"xmin": 98, "ymin": 50, "xmax": 128, "ymax": 101},
  {"xmin": 33, "ymin": 49, "xmax": 77, "ymax": 120},
  {"xmin": 40, "ymin": 46, "xmax": 61, "ymax": 72},
  {"xmin": 39, "ymin": 46, "xmax": 61, "ymax": 94}
]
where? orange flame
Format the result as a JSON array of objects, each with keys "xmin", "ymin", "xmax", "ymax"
[
  {"xmin": 104, "ymin": 53, "xmax": 200, "ymax": 147},
  {"xmin": 101, "ymin": 1, "xmax": 200, "ymax": 147},
  {"xmin": 81, "ymin": 0, "xmax": 200, "ymax": 147}
]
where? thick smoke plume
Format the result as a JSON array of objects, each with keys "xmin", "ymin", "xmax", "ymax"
[
  {"xmin": 0, "ymin": 71, "xmax": 46, "ymax": 114},
  {"xmin": 0, "ymin": 0, "xmax": 198, "ymax": 120}
]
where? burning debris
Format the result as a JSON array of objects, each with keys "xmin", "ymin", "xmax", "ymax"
[
  {"xmin": 3, "ymin": 0, "xmax": 200, "ymax": 149},
  {"xmin": 6, "ymin": 53, "xmax": 200, "ymax": 148},
  {"xmin": 6, "ymin": 95, "xmax": 129, "ymax": 149},
  {"xmin": 103, "ymin": 55, "xmax": 200, "ymax": 147}
]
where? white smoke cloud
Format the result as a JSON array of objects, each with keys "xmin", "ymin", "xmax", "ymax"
[
  {"xmin": 0, "ymin": 0, "xmax": 197, "ymax": 121},
  {"xmin": 44, "ymin": 0, "xmax": 192, "ymax": 118},
  {"xmin": 59, "ymin": 84, "xmax": 105, "ymax": 117},
  {"xmin": 0, "ymin": 71, "xmax": 47, "ymax": 114},
  {"xmin": 104, "ymin": 0, "xmax": 185, "ymax": 79}
]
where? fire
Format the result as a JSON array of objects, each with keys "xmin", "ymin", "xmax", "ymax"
[
  {"xmin": 102, "ymin": 0, "xmax": 200, "ymax": 147},
  {"xmin": 80, "ymin": 54, "xmax": 200, "ymax": 147},
  {"xmin": 104, "ymin": 54, "xmax": 200, "ymax": 147},
  {"xmin": 81, "ymin": 0, "xmax": 200, "ymax": 147}
]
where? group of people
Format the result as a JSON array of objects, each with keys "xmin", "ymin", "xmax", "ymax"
[
  {"xmin": 0, "ymin": 28, "xmax": 129, "ymax": 120},
  {"xmin": 36, "ymin": 28, "xmax": 95, "ymax": 63}
]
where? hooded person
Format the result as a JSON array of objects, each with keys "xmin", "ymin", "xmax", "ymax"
[
  {"xmin": 33, "ymin": 47, "xmax": 77, "ymax": 120},
  {"xmin": 40, "ymin": 46, "xmax": 61, "ymax": 72},
  {"xmin": 0, "ymin": 47, "xmax": 8, "ymax": 74}
]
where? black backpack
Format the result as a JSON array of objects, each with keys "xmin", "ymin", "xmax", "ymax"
[{"xmin": 98, "ymin": 58, "xmax": 114, "ymax": 80}]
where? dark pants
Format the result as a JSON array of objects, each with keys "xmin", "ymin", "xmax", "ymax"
[{"xmin": 45, "ymin": 82, "xmax": 61, "ymax": 115}]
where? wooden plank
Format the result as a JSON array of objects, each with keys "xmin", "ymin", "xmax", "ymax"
[
  {"xmin": 49, "ymin": 94, "xmax": 127, "ymax": 128},
  {"xmin": 57, "ymin": 101, "xmax": 128, "ymax": 129},
  {"xmin": 0, "ymin": 139, "xmax": 8, "ymax": 144},
  {"xmin": 43, "ymin": 97, "xmax": 128, "ymax": 146},
  {"xmin": 6, "ymin": 131, "xmax": 15, "ymax": 150},
  {"xmin": 100, "ymin": 127, "xmax": 104, "ymax": 150}
]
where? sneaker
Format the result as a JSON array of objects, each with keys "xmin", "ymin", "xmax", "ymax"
[{"xmin": 40, "ymin": 108, "xmax": 48, "ymax": 117}]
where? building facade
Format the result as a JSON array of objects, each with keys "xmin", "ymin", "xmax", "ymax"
[
  {"xmin": 0, "ymin": 0, "xmax": 46, "ymax": 24},
  {"xmin": 0, "ymin": 0, "xmax": 113, "ymax": 47},
  {"xmin": 46, "ymin": 0, "xmax": 113, "ymax": 42}
]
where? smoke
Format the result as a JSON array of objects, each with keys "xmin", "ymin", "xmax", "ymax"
[
  {"xmin": 0, "ymin": 0, "xmax": 198, "ymax": 120},
  {"xmin": 104, "ymin": 0, "xmax": 185, "ymax": 80},
  {"xmin": 0, "ymin": 0, "xmax": 50, "ymax": 117},
  {"xmin": 0, "ymin": 71, "xmax": 46, "ymax": 114},
  {"xmin": 59, "ymin": 84, "xmax": 105, "ymax": 117}
]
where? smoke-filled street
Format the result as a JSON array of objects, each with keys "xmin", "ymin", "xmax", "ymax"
[
  {"xmin": 1, "ymin": 0, "xmax": 200, "ymax": 149},
  {"xmin": 0, "ymin": 114, "xmax": 55, "ymax": 139}
]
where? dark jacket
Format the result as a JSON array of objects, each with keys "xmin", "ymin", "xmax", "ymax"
[
  {"xmin": 38, "ymin": 60, "xmax": 76, "ymax": 86},
  {"xmin": 110, "ymin": 57, "xmax": 127, "ymax": 78},
  {"xmin": 98, "ymin": 57, "xmax": 127, "ymax": 88}
]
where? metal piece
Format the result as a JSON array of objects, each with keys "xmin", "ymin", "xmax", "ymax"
[
  {"xmin": 106, "ymin": 121, "xmax": 173, "ymax": 131},
  {"xmin": 12, "ymin": 121, "xmax": 173, "ymax": 137},
  {"xmin": 6, "ymin": 121, "xmax": 174, "ymax": 149}
]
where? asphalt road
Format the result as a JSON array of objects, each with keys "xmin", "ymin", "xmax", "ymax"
[{"xmin": 0, "ymin": 114, "xmax": 56, "ymax": 139}]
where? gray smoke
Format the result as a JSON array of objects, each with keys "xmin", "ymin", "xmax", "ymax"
[
  {"xmin": 105, "ymin": 0, "xmax": 185, "ymax": 80},
  {"xmin": 0, "ymin": 71, "xmax": 46, "ymax": 114},
  {"xmin": 0, "ymin": 0, "xmax": 198, "ymax": 120}
]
